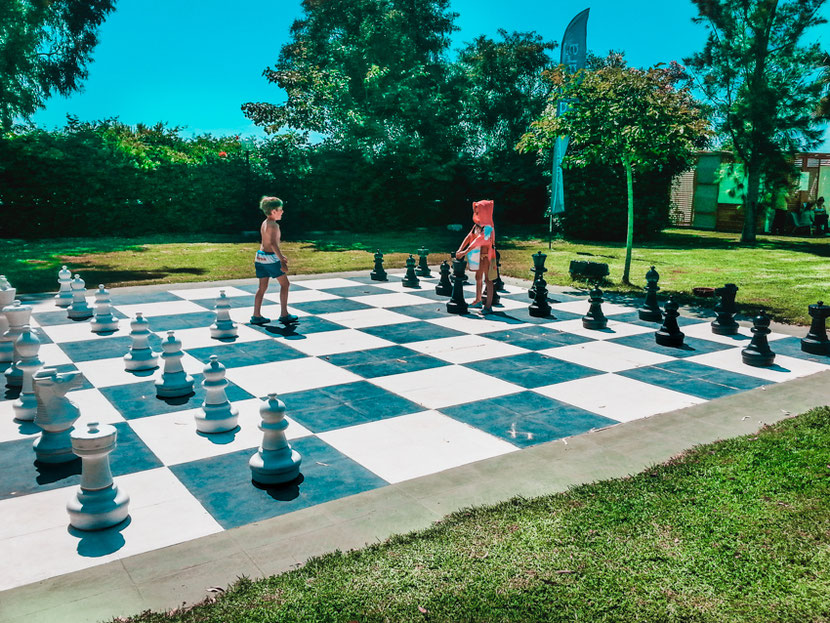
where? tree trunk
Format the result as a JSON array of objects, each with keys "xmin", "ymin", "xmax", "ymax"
[
  {"xmin": 741, "ymin": 164, "xmax": 762, "ymax": 244},
  {"xmin": 622, "ymin": 155, "xmax": 635, "ymax": 284}
]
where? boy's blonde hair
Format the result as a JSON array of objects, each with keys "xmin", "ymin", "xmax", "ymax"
[{"xmin": 259, "ymin": 196, "xmax": 284, "ymax": 216}]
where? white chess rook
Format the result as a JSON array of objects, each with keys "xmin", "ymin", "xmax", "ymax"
[
  {"xmin": 124, "ymin": 312, "xmax": 158, "ymax": 371},
  {"xmin": 210, "ymin": 290, "xmax": 238, "ymax": 339},
  {"xmin": 90, "ymin": 284, "xmax": 119, "ymax": 333},
  {"xmin": 55, "ymin": 265, "xmax": 73, "ymax": 308},
  {"xmin": 195, "ymin": 355, "xmax": 238, "ymax": 433},
  {"xmin": 33, "ymin": 368, "xmax": 84, "ymax": 463},
  {"xmin": 249, "ymin": 393, "xmax": 302, "ymax": 485},
  {"xmin": 0, "ymin": 276, "xmax": 17, "ymax": 364},
  {"xmin": 67, "ymin": 274, "xmax": 93, "ymax": 320},
  {"xmin": 67, "ymin": 422, "xmax": 130, "ymax": 531},
  {"xmin": 12, "ymin": 326, "xmax": 43, "ymax": 422},
  {"xmin": 3, "ymin": 300, "xmax": 32, "ymax": 387},
  {"xmin": 155, "ymin": 331, "xmax": 194, "ymax": 398}
]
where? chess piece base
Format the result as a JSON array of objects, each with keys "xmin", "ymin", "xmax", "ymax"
[
  {"xmin": 12, "ymin": 396, "xmax": 36, "ymax": 421},
  {"xmin": 210, "ymin": 326, "xmax": 238, "ymax": 340},
  {"xmin": 741, "ymin": 350, "xmax": 775, "ymax": 367},
  {"xmin": 655, "ymin": 331, "xmax": 685, "ymax": 347},
  {"xmin": 195, "ymin": 405, "xmax": 239, "ymax": 434},
  {"xmin": 67, "ymin": 484, "xmax": 130, "ymax": 531},
  {"xmin": 582, "ymin": 317, "xmax": 607, "ymax": 330},
  {"xmin": 370, "ymin": 271, "xmax": 388, "ymax": 281},
  {"xmin": 638, "ymin": 309, "xmax": 662, "ymax": 322},
  {"xmin": 67, "ymin": 309, "xmax": 93, "ymax": 320},
  {"xmin": 155, "ymin": 374, "xmax": 195, "ymax": 399},
  {"xmin": 711, "ymin": 321, "xmax": 739, "ymax": 336},
  {"xmin": 34, "ymin": 433, "xmax": 78, "ymax": 463},
  {"xmin": 124, "ymin": 351, "xmax": 158, "ymax": 372},
  {"xmin": 402, "ymin": 278, "xmax": 420, "ymax": 288},
  {"xmin": 801, "ymin": 338, "xmax": 830, "ymax": 356},
  {"xmin": 447, "ymin": 301, "xmax": 468, "ymax": 315},
  {"xmin": 250, "ymin": 449, "xmax": 302, "ymax": 485},
  {"xmin": 91, "ymin": 320, "xmax": 119, "ymax": 333},
  {"xmin": 529, "ymin": 303, "xmax": 551, "ymax": 318},
  {"xmin": 435, "ymin": 284, "xmax": 452, "ymax": 296}
]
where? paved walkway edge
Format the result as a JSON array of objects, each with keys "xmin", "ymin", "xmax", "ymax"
[{"xmin": 2, "ymin": 368, "xmax": 828, "ymax": 623}]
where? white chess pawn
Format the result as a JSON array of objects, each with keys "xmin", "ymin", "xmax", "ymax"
[
  {"xmin": 55, "ymin": 265, "xmax": 73, "ymax": 308},
  {"xmin": 0, "ymin": 276, "xmax": 17, "ymax": 365},
  {"xmin": 33, "ymin": 368, "xmax": 84, "ymax": 463},
  {"xmin": 124, "ymin": 313, "xmax": 158, "ymax": 371},
  {"xmin": 67, "ymin": 274, "xmax": 93, "ymax": 320},
  {"xmin": 3, "ymin": 300, "xmax": 32, "ymax": 387},
  {"xmin": 12, "ymin": 326, "xmax": 43, "ymax": 422},
  {"xmin": 249, "ymin": 393, "xmax": 302, "ymax": 485},
  {"xmin": 194, "ymin": 355, "xmax": 238, "ymax": 433},
  {"xmin": 90, "ymin": 284, "xmax": 119, "ymax": 333},
  {"xmin": 210, "ymin": 290, "xmax": 238, "ymax": 340},
  {"xmin": 67, "ymin": 422, "xmax": 130, "ymax": 531},
  {"xmin": 155, "ymin": 331, "xmax": 194, "ymax": 398}
]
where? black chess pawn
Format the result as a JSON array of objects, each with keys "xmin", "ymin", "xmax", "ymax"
[
  {"xmin": 711, "ymin": 283, "xmax": 739, "ymax": 335},
  {"xmin": 801, "ymin": 301, "xmax": 830, "ymax": 356},
  {"xmin": 638, "ymin": 266, "xmax": 663, "ymax": 322},
  {"xmin": 582, "ymin": 285, "xmax": 607, "ymax": 330},
  {"xmin": 529, "ymin": 251, "xmax": 547, "ymax": 300},
  {"xmin": 529, "ymin": 274, "xmax": 551, "ymax": 318},
  {"xmin": 742, "ymin": 310, "xmax": 776, "ymax": 367},
  {"xmin": 494, "ymin": 249, "xmax": 505, "ymax": 292},
  {"xmin": 655, "ymin": 299, "xmax": 685, "ymax": 346},
  {"xmin": 416, "ymin": 247, "xmax": 431, "ymax": 277},
  {"xmin": 370, "ymin": 249, "xmax": 388, "ymax": 281},
  {"xmin": 402, "ymin": 254, "xmax": 420, "ymax": 288},
  {"xmin": 435, "ymin": 260, "xmax": 452, "ymax": 296},
  {"xmin": 446, "ymin": 257, "xmax": 469, "ymax": 315}
]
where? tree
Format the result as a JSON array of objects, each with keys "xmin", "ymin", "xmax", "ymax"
[
  {"xmin": 518, "ymin": 64, "xmax": 711, "ymax": 283},
  {"xmin": 0, "ymin": 0, "xmax": 115, "ymax": 130},
  {"xmin": 452, "ymin": 30, "xmax": 556, "ymax": 222},
  {"xmin": 242, "ymin": 0, "xmax": 465, "ymax": 227},
  {"xmin": 685, "ymin": 0, "xmax": 827, "ymax": 243}
]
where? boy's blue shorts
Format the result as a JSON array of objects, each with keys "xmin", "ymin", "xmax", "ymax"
[{"xmin": 254, "ymin": 252, "xmax": 285, "ymax": 278}]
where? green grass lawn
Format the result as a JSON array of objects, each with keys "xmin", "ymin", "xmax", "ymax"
[
  {"xmin": 121, "ymin": 407, "xmax": 830, "ymax": 623},
  {"xmin": 1, "ymin": 228, "xmax": 827, "ymax": 324}
]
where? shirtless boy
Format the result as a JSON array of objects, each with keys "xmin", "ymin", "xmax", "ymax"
[{"xmin": 251, "ymin": 196, "xmax": 297, "ymax": 325}]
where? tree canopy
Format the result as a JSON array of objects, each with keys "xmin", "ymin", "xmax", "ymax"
[
  {"xmin": 0, "ymin": 0, "xmax": 115, "ymax": 130},
  {"xmin": 518, "ymin": 64, "xmax": 710, "ymax": 282},
  {"xmin": 685, "ymin": 0, "xmax": 828, "ymax": 242}
]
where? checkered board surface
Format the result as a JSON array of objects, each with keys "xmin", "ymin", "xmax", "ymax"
[{"xmin": 1, "ymin": 272, "xmax": 828, "ymax": 590}]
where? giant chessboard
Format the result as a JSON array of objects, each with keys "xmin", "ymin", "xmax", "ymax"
[{"xmin": 1, "ymin": 272, "xmax": 828, "ymax": 590}]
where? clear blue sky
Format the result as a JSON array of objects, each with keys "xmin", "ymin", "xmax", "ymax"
[{"xmin": 32, "ymin": 0, "xmax": 830, "ymax": 149}]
